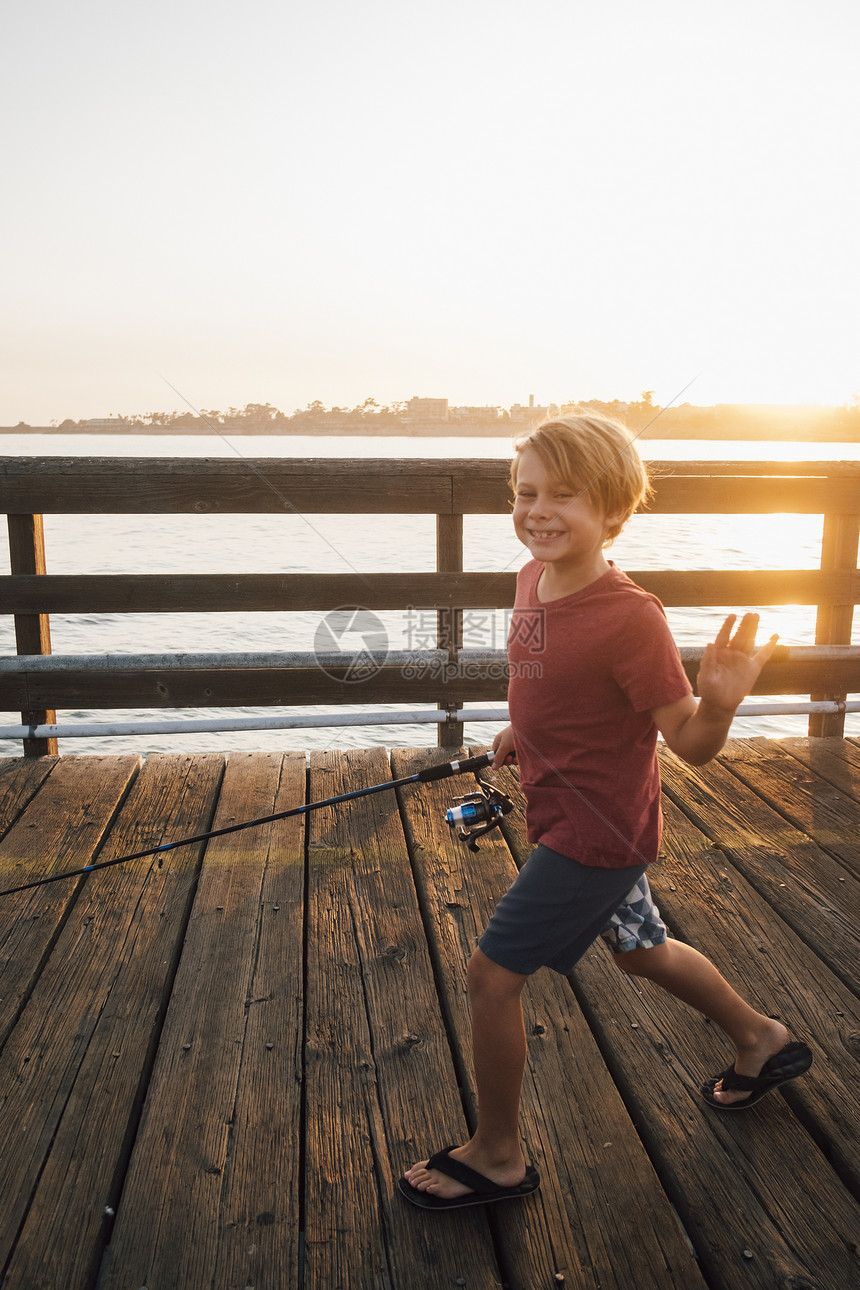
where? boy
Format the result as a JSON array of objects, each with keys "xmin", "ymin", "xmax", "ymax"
[{"xmin": 401, "ymin": 413, "xmax": 812, "ymax": 1211}]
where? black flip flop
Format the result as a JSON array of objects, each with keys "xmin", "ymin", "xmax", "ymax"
[
  {"xmin": 701, "ymin": 1040, "xmax": 813, "ymax": 1110},
  {"xmin": 398, "ymin": 1145, "xmax": 540, "ymax": 1210}
]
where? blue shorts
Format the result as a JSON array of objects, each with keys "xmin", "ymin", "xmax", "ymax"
[{"xmin": 478, "ymin": 843, "xmax": 668, "ymax": 976}]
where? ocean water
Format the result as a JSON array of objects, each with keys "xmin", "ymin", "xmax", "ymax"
[{"xmin": 2, "ymin": 433, "xmax": 859, "ymax": 757}]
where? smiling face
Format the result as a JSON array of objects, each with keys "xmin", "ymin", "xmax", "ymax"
[{"xmin": 512, "ymin": 447, "xmax": 622, "ymax": 595}]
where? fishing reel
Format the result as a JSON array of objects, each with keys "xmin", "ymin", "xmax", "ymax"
[{"xmin": 445, "ymin": 779, "xmax": 515, "ymax": 851}]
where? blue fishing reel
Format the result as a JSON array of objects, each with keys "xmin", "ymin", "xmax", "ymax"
[{"xmin": 445, "ymin": 780, "xmax": 515, "ymax": 851}]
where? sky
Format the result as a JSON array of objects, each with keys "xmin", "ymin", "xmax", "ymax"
[{"xmin": 2, "ymin": 0, "xmax": 858, "ymax": 424}]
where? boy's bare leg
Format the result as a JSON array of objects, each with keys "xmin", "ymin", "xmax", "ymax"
[
  {"xmin": 616, "ymin": 940, "xmax": 789, "ymax": 1105},
  {"xmin": 404, "ymin": 948, "xmax": 530, "ymax": 1199}
]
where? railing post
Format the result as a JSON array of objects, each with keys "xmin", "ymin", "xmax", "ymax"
[
  {"xmin": 436, "ymin": 513, "xmax": 464, "ymax": 747},
  {"xmin": 809, "ymin": 511, "xmax": 860, "ymax": 737},
  {"xmin": 7, "ymin": 514, "xmax": 58, "ymax": 756}
]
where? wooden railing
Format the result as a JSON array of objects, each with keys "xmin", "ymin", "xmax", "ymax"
[{"xmin": 3, "ymin": 455, "xmax": 860, "ymax": 755}]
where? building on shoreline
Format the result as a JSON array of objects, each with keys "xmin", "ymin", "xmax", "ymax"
[{"xmin": 404, "ymin": 397, "xmax": 448, "ymax": 421}]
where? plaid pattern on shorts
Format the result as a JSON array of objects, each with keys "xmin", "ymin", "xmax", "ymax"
[{"xmin": 599, "ymin": 874, "xmax": 667, "ymax": 954}]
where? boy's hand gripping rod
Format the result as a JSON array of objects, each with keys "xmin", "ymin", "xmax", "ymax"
[{"xmin": 0, "ymin": 752, "xmax": 497, "ymax": 898}]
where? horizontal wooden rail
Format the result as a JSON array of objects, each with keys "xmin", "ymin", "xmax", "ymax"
[
  {"xmin": 3, "ymin": 647, "xmax": 860, "ymax": 712},
  {"xmin": 3, "ymin": 457, "xmax": 860, "ymax": 515},
  {"xmin": 3, "ymin": 569, "xmax": 859, "ymax": 614},
  {"xmin": 0, "ymin": 458, "xmax": 458, "ymax": 515},
  {"xmin": 0, "ymin": 572, "xmax": 517, "ymax": 613}
]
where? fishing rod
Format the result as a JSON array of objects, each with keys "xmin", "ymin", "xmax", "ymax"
[{"xmin": 0, "ymin": 751, "xmax": 510, "ymax": 898}]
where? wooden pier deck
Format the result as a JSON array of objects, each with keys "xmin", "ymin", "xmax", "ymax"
[{"xmin": 1, "ymin": 738, "xmax": 859, "ymax": 1290}]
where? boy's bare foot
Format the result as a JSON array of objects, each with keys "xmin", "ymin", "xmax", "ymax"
[
  {"xmin": 403, "ymin": 1141, "xmax": 526, "ymax": 1201},
  {"xmin": 710, "ymin": 1018, "xmax": 789, "ymax": 1106}
]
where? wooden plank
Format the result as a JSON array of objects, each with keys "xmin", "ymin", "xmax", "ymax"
[
  {"xmin": 493, "ymin": 758, "xmax": 860, "ymax": 1286},
  {"xmin": 6, "ymin": 513, "xmax": 57, "ymax": 755},
  {"xmin": 740, "ymin": 650, "xmax": 860, "ymax": 696},
  {"xmin": 654, "ymin": 779, "xmax": 860, "ymax": 1202},
  {"xmin": 659, "ymin": 746, "xmax": 860, "ymax": 996},
  {"xmin": 0, "ymin": 673, "xmax": 27, "ymax": 706},
  {"xmin": 647, "ymin": 474, "xmax": 860, "ymax": 514},
  {"xmin": 653, "ymin": 793, "xmax": 860, "ymax": 1197},
  {"xmin": 717, "ymin": 736, "xmax": 860, "ymax": 881},
  {"xmin": 572, "ymin": 943, "xmax": 860, "ymax": 1289},
  {"xmin": 632, "ymin": 568, "xmax": 857, "ymax": 607},
  {"xmin": 7, "ymin": 650, "xmax": 860, "ymax": 715},
  {"xmin": 0, "ymin": 570, "xmax": 519, "ymax": 614},
  {"xmin": 3, "ymin": 567, "xmax": 859, "ymax": 619},
  {"xmin": 451, "ymin": 463, "xmax": 511, "ymax": 513},
  {"xmin": 683, "ymin": 647, "xmax": 860, "ymax": 698},
  {"xmin": 210, "ymin": 752, "xmax": 306, "ymax": 1289},
  {"xmin": 303, "ymin": 747, "xmax": 499, "ymax": 1290},
  {"xmin": 6, "ymin": 516, "xmax": 52, "ymax": 647},
  {"xmin": 393, "ymin": 747, "xmax": 706, "ymax": 1290},
  {"xmin": 0, "ymin": 753, "xmax": 225, "ymax": 1290},
  {"xmin": 5, "ymin": 665, "xmax": 510, "ymax": 711},
  {"xmin": 0, "ymin": 457, "xmax": 454, "ymax": 514},
  {"xmin": 4, "ymin": 568, "xmax": 858, "ymax": 616},
  {"xmin": 459, "ymin": 470, "xmax": 860, "ymax": 515},
  {"xmin": 650, "ymin": 461, "xmax": 860, "ymax": 477},
  {"xmin": 778, "ymin": 735, "xmax": 860, "ymax": 805},
  {"xmin": 436, "ymin": 514, "xmax": 464, "ymax": 745},
  {"xmin": 812, "ymin": 512, "xmax": 860, "ymax": 735},
  {"xmin": 98, "ymin": 752, "xmax": 305, "ymax": 1290},
  {"xmin": 5, "ymin": 455, "xmax": 860, "ymax": 516},
  {"xmin": 0, "ymin": 755, "xmax": 140, "ymax": 1048},
  {"xmin": 0, "ymin": 756, "xmax": 58, "ymax": 840}
]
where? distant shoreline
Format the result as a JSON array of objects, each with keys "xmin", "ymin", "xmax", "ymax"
[{"xmin": 3, "ymin": 422, "xmax": 860, "ymax": 443}]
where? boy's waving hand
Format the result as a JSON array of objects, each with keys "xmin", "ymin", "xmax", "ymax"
[
  {"xmin": 697, "ymin": 613, "xmax": 780, "ymax": 714},
  {"xmin": 652, "ymin": 612, "xmax": 779, "ymax": 767}
]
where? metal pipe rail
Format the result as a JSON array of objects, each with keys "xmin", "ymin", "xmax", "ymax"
[
  {"xmin": 2, "ymin": 699, "xmax": 859, "ymax": 742},
  {"xmin": 1, "ymin": 708, "xmax": 491, "ymax": 740}
]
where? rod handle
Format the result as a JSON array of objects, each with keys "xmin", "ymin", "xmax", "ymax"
[{"xmin": 416, "ymin": 751, "xmax": 494, "ymax": 783}]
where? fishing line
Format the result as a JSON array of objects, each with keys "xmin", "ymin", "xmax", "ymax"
[{"xmin": 0, "ymin": 752, "xmax": 496, "ymax": 898}]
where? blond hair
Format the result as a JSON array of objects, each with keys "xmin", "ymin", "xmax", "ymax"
[{"xmin": 510, "ymin": 412, "xmax": 651, "ymax": 542}]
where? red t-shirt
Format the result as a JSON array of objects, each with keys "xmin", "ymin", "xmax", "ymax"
[{"xmin": 507, "ymin": 561, "xmax": 692, "ymax": 868}]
